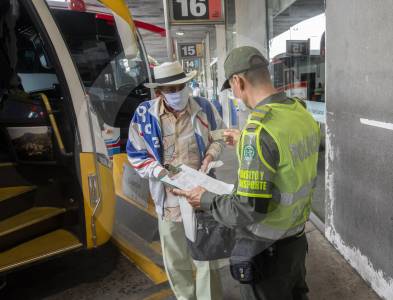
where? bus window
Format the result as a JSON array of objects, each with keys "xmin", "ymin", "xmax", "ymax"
[{"xmin": 47, "ymin": 2, "xmax": 150, "ymax": 135}]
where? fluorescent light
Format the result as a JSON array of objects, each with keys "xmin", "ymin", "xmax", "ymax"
[{"xmin": 176, "ymin": 32, "xmax": 185, "ymax": 36}]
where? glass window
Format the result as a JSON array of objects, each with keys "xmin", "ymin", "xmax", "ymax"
[
  {"xmin": 47, "ymin": 4, "xmax": 150, "ymax": 130},
  {"xmin": 268, "ymin": 0, "xmax": 326, "ymax": 221},
  {"xmin": 0, "ymin": 7, "xmax": 58, "ymax": 122}
]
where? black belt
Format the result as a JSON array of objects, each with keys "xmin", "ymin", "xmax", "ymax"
[{"xmin": 274, "ymin": 229, "xmax": 305, "ymax": 247}]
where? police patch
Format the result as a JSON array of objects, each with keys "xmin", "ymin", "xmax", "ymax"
[{"xmin": 243, "ymin": 145, "xmax": 256, "ymax": 161}]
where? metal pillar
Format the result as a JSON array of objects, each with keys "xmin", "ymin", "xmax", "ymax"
[{"xmin": 163, "ymin": 0, "xmax": 174, "ymax": 60}]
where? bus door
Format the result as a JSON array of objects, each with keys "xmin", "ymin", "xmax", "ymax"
[
  {"xmin": 45, "ymin": 0, "xmax": 153, "ymax": 246},
  {"xmin": 32, "ymin": 0, "xmax": 122, "ymax": 249}
]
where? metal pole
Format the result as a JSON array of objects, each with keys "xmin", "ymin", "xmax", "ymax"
[
  {"xmin": 205, "ymin": 31, "xmax": 212, "ymax": 99},
  {"xmin": 163, "ymin": 0, "xmax": 174, "ymax": 60},
  {"xmin": 174, "ymin": 38, "xmax": 180, "ymax": 60}
]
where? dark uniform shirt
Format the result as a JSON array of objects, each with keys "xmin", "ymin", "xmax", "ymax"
[{"xmin": 200, "ymin": 92, "xmax": 298, "ymax": 240}]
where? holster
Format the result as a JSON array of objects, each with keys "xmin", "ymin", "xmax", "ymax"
[
  {"xmin": 229, "ymin": 238, "xmax": 275, "ymax": 284},
  {"xmin": 229, "ymin": 258, "xmax": 258, "ymax": 284}
]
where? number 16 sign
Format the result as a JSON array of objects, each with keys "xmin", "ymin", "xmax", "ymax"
[{"xmin": 170, "ymin": 0, "xmax": 224, "ymax": 24}]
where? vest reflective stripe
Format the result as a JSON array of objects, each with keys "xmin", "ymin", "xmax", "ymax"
[
  {"xmin": 247, "ymin": 222, "xmax": 305, "ymax": 241},
  {"xmin": 280, "ymin": 178, "xmax": 317, "ymax": 206}
]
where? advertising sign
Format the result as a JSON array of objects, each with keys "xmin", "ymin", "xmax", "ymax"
[{"xmin": 169, "ymin": 0, "xmax": 224, "ymax": 24}]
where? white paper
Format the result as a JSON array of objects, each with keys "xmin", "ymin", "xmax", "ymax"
[
  {"xmin": 178, "ymin": 197, "xmax": 197, "ymax": 241},
  {"xmin": 162, "ymin": 164, "xmax": 234, "ymax": 195},
  {"xmin": 161, "ymin": 164, "xmax": 234, "ymax": 242}
]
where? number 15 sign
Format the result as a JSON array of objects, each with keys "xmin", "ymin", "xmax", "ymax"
[{"xmin": 169, "ymin": 0, "xmax": 225, "ymax": 25}]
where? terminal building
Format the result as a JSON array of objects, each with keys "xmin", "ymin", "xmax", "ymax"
[{"xmin": 0, "ymin": 0, "xmax": 392, "ymax": 299}]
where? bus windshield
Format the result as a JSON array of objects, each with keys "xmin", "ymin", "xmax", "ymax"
[{"xmin": 47, "ymin": 3, "xmax": 150, "ymax": 128}]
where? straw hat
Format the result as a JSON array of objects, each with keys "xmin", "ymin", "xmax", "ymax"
[{"xmin": 144, "ymin": 61, "xmax": 197, "ymax": 88}]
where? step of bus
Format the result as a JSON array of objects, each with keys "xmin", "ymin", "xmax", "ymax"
[
  {"xmin": 0, "ymin": 164, "xmax": 31, "ymax": 188},
  {"xmin": 0, "ymin": 229, "xmax": 82, "ymax": 273},
  {"xmin": 115, "ymin": 195, "xmax": 159, "ymax": 244},
  {"xmin": 0, "ymin": 186, "xmax": 36, "ymax": 221},
  {"xmin": 0, "ymin": 207, "xmax": 66, "ymax": 252},
  {"xmin": 114, "ymin": 222, "xmax": 164, "ymax": 268},
  {"xmin": 0, "ymin": 163, "xmax": 64, "ymax": 188}
]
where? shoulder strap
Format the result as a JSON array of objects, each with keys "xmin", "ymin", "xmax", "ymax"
[
  {"xmin": 249, "ymin": 105, "xmax": 272, "ymax": 124},
  {"xmin": 291, "ymin": 97, "xmax": 307, "ymax": 109}
]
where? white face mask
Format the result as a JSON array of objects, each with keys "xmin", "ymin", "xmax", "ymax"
[{"xmin": 163, "ymin": 87, "xmax": 190, "ymax": 111}]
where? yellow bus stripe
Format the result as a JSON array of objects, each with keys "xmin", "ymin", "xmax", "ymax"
[{"xmin": 112, "ymin": 234, "xmax": 168, "ymax": 284}]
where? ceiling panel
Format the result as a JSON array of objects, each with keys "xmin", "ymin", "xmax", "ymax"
[
  {"xmin": 273, "ymin": 0, "xmax": 325, "ymax": 37},
  {"xmin": 127, "ymin": 0, "xmax": 213, "ymax": 63}
]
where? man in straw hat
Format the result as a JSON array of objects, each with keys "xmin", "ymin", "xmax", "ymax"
[{"xmin": 127, "ymin": 61, "xmax": 225, "ymax": 300}]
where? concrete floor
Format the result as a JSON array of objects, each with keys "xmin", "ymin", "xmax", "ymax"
[
  {"xmin": 0, "ymin": 223, "xmax": 380, "ymax": 300},
  {"xmin": 0, "ymin": 148, "xmax": 380, "ymax": 300}
]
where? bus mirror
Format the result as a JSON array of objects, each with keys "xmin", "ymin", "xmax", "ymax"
[{"xmin": 113, "ymin": 13, "xmax": 138, "ymax": 60}]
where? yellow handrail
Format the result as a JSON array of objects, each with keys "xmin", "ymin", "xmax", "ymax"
[{"xmin": 39, "ymin": 93, "xmax": 66, "ymax": 154}]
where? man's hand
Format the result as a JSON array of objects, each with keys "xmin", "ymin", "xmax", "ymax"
[
  {"xmin": 200, "ymin": 154, "xmax": 214, "ymax": 174},
  {"xmin": 172, "ymin": 186, "xmax": 207, "ymax": 209},
  {"xmin": 157, "ymin": 168, "xmax": 169, "ymax": 180},
  {"xmin": 224, "ymin": 129, "xmax": 241, "ymax": 146}
]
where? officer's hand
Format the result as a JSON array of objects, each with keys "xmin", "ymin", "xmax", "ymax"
[
  {"xmin": 172, "ymin": 186, "xmax": 206, "ymax": 209},
  {"xmin": 224, "ymin": 129, "xmax": 241, "ymax": 146},
  {"xmin": 200, "ymin": 154, "xmax": 213, "ymax": 174}
]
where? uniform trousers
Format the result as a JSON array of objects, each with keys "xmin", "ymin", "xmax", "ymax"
[{"xmin": 239, "ymin": 234, "xmax": 309, "ymax": 300}]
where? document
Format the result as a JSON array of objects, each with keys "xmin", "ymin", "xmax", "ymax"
[
  {"xmin": 161, "ymin": 163, "xmax": 234, "ymax": 195},
  {"xmin": 161, "ymin": 163, "xmax": 234, "ymax": 242}
]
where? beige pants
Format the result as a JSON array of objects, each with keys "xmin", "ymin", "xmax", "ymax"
[{"xmin": 158, "ymin": 218, "xmax": 223, "ymax": 300}]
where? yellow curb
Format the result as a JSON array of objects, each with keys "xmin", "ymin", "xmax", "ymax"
[{"xmin": 143, "ymin": 288, "xmax": 173, "ymax": 300}]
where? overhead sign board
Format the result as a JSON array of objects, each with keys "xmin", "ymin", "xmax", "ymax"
[
  {"xmin": 169, "ymin": 0, "xmax": 224, "ymax": 25},
  {"xmin": 286, "ymin": 40, "xmax": 310, "ymax": 56},
  {"xmin": 182, "ymin": 58, "xmax": 201, "ymax": 73},
  {"xmin": 178, "ymin": 43, "xmax": 204, "ymax": 58}
]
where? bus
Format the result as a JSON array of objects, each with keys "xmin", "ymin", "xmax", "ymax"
[{"xmin": 0, "ymin": 0, "xmax": 153, "ymax": 278}]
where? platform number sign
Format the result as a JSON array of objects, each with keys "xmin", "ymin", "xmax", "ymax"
[
  {"xmin": 175, "ymin": 0, "xmax": 207, "ymax": 18},
  {"xmin": 170, "ymin": 0, "xmax": 224, "ymax": 24},
  {"xmin": 286, "ymin": 40, "xmax": 310, "ymax": 56},
  {"xmin": 179, "ymin": 43, "xmax": 203, "ymax": 58},
  {"xmin": 183, "ymin": 59, "xmax": 201, "ymax": 73},
  {"xmin": 181, "ymin": 44, "xmax": 197, "ymax": 57}
]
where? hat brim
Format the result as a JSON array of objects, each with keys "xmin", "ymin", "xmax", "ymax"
[
  {"xmin": 144, "ymin": 70, "xmax": 197, "ymax": 89},
  {"xmin": 220, "ymin": 79, "xmax": 231, "ymax": 92}
]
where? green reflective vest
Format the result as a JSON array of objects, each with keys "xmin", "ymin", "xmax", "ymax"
[{"xmin": 237, "ymin": 99, "xmax": 320, "ymax": 240}]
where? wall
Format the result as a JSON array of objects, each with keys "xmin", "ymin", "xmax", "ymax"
[
  {"xmin": 326, "ymin": 1, "xmax": 393, "ymax": 299},
  {"xmin": 234, "ymin": 0, "xmax": 268, "ymax": 56}
]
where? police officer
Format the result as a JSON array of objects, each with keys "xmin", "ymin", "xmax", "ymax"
[{"xmin": 174, "ymin": 46, "xmax": 320, "ymax": 300}]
